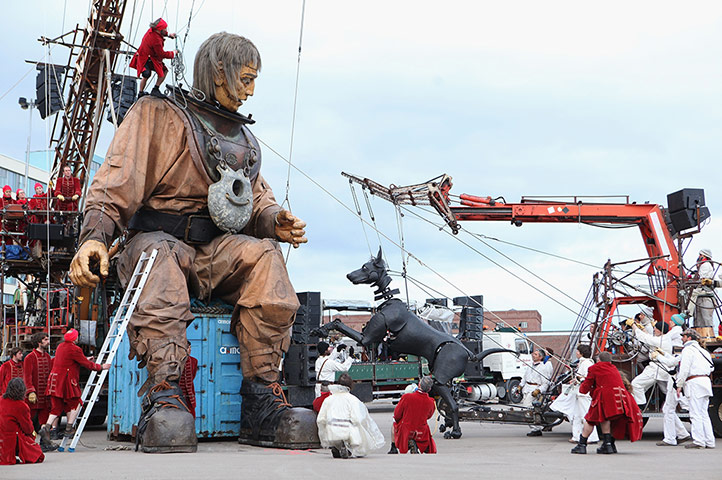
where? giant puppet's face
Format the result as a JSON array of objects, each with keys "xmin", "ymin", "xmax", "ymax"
[{"xmin": 214, "ymin": 63, "xmax": 258, "ymax": 112}]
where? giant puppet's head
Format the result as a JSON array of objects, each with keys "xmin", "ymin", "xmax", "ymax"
[{"xmin": 193, "ymin": 33, "xmax": 262, "ymax": 112}]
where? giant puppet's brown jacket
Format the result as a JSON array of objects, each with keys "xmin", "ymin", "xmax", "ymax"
[
  {"xmin": 79, "ymin": 97, "xmax": 282, "ymax": 248},
  {"xmin": 78, "ymin": 96, "xmax": 298, "ymax": 383}
]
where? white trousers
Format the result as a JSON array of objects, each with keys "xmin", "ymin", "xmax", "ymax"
[
  {"xmin": 522, "ymin": 387, "xmax": 543, "ymax": 432},
  {"xmin": 662, "ymin": 380, "xmax": 689, "ymax": 445},
  {"xmin": 688, "ymin": 394, "xmax": 715, "ymax": 448},
  {"xmin": 571, "ymin": 395, "xmax": 599, "ymax": 442},
  {"xmin": 631, "ymin": 365, "xmax": 668, "ymax": 404}
]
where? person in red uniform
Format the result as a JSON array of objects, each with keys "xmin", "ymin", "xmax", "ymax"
[
  {"xmin": 28, "ymin": 183, "xmax": 50, "ymax": 224},
  {"xmin": 571, "ymin": 351, "xmax": 643, "ymax": 455},
  {"xmin": 0, "ymin": 185, "xmax": 13, "ymax": 209},
  {"xmin": 130, "ymin": 18, "xmax": 176, "ymax": 98},
  {"xmin": 0, "ymin": 378, "xmax": 45, "ymax": 465},
  {"xmin": 11, "ymin": 188, "xmax": 28, "ymax": 245},
  {"xmin": 0, "ymin": 348, "xmax": 24, "ymax": 395},
  {"xmin": 53, "ymin": 165, "xmax": 82, "ymax": 212},
  {"xmin": 38, "ymin": 329, "xmax": 110, "ymax": 443},
  {"xmin": 22, "ymin": 333, "xmax": 56, "ymax": 436},
  {"xmin": 390, "ymin": 376, "xmax": 437, "ymax": 454},
  {"xmin": 312, "ymin": 382, "xmax": 332, "ymax": 413},
  {"xmin": 15, "ymin": 189, "xmax": 27, "ymax": 206},
  {"xmin": 178, "ymin": 348, "xmax": 198, "ymax": 418}
]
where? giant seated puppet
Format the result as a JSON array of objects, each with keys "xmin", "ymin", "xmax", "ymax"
[{"xmin": 69, "ymin": 32, "xmax": 317, "ymax": 453}]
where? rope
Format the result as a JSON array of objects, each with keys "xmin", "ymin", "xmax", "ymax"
[
  {"xmin": 282, "ymin": 0, "xmax": 307, "ymax": 212},
  {"xmin": 348, "ymin": 181, "xmax": 373, "ymax": 256},
  {"xmin": 395, "ymin": 204, "xmax": 410, "ymax": 305}
]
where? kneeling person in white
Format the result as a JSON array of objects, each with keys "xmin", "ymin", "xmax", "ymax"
[{"xmin": 316, "ymin": 373, "xmax": 385, "ymax": 458}]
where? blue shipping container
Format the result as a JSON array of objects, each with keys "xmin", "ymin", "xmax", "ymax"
[{"xmin": 108, "ymin": 313, "xmax": 243, "ymax": 439}]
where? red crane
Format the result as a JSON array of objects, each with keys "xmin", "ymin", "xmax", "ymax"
[{"xmin": 342, "ymin": 173, "xmax": 705, "ymax": 352}]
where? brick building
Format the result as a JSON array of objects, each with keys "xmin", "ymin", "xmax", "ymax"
[{"xmin": 486, "ymin": 309, "xmax": 542, "ymax": 332}]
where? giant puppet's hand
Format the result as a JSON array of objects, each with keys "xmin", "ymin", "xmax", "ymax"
[
  {"xmin": 69, "ymin": 240, "xmax": 110, "ymax": 288},
  {"xmin": 275, "ymin": 210, "xmax": 307, "ymax": 248}
]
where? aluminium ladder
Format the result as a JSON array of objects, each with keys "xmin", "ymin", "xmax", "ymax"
[{"xmin": 59, "ymin": 249, "xmax": 158, "ymax": 452}]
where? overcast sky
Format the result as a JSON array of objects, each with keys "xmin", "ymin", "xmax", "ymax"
[{"xmin": 1, "ymin": 1, "xmax": 720, "ymax": 331}]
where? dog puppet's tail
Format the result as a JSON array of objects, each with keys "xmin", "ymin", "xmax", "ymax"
[{"xmin": 470, "ymin": 348, "xmax": 518, "ymax": 363}]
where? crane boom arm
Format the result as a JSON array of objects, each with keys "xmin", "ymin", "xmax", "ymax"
[{"xmin": 451, "ymin": 195, "xmax": 678, "ymax": 277}]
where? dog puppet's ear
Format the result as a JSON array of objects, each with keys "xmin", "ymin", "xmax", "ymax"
[{"xmin": 374, "ymin": 246, "xmax": 384, "ymax": 265}]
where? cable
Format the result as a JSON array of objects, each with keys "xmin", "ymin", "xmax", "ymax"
[{"xmin": 281, "ymin": 0, "xmax": 307, "ymax": 212}]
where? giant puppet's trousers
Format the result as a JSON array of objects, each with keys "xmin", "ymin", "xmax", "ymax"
[{"xmin": 117, "ymin": 231, "xmax": 299, "ymax": 389}]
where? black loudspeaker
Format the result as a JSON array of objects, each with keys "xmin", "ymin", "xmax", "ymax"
[
  {"xmin": 667, "ymin": 188, "xmax": 705, "ymax": 213},
  {"xmin": 462, "ymin": 340, "xmax": 484, "ymax": 379},
  {"xmin": 292, "ymin": 291, "xmax": 321, "ymax": 344},
  {"xmin": 107, "ymin": 74, "xmax": 138, "ymax": 124},
  {"xmin": 670, "ymin": 206, "xmax": 710, "ymax": 233},
  {"xmin": 426, "ymin": 297, "xmax": 448, "ymax": 307},
  {"xmin": 36, "ymin": 64, "xmax": 65, "ymax": 119},
  {"xmin": 456, "ymin": 296, "xmax": 484, "ymax": 341},
  {"xmin": 26, "ymin": 223, "xmax": 63, "ymax": 241},
  {"xmin": 283, "ymin": 343, "xmax": 319, "ymax": 386},
  {"xmin": 453, "ymin": 295, "xmax": 483, "ymax": 307}
]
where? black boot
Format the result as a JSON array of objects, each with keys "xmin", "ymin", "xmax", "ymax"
[
  {"xmin": 609, "ymin": 435, "xmax": 617, "ymax": 453},
  {"xmin": 64, "ymin": 425, "xmax": 76, "ymax": 439},
  {"xmin": 150, "ymin": 86, "xmax": 165, "ymax": 98},
  {"xmin": 571, "ymin": 434, "xmax": 588, "ymax": 454},
  {"xmin": 596, "ymin": 433, "xmax": 616, "ymax": 454},
  {"xmin": 239, "ymin": 379, "xmax": 320, "ymax": 449},
  {"xmin": 388, "ymin": 442, "xmax": 399, "ymax": 454},
  {"xmin": 38, "ymin": 425, "xmax": 53, "ymax": 445},
  {"xmin": 136, "ymin": 381, "xmax": 198, "ymax": 453}
]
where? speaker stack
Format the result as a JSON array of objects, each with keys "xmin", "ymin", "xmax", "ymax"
[
  {"xmin": 666, "ymin": 188, "xmax": 710, "ymax": 236},
  {"xmin": 454, "ymin": 295, "xmax": 484, "ymax": 341},
  {"xmin": 292, "ymin": 291, "xmax": 321, "ymax": 345},
  {"xmin": 283, "ymin": 343, "xmax": 319, "ymax": 387}
]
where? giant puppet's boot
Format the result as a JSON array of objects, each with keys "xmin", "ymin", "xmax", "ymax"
[
  {"xmin": 136, "ymin": 380, "xmax": 198, "ymax": 453},
  {"xmin": 238, "ymin": 379, "xmax": 320, "ymax": 449},
  {"xmin": 134, "ymin": 339, "xmax": 197, "ymax": 453}
]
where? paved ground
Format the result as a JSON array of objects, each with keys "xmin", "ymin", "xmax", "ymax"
[{"xmin": 3, "ymin": 401, "xmax": 718, "ymax": 479}]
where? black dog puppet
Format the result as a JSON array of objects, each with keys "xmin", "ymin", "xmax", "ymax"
[{"xmin": 312, "ymin": 248, "xmax": 514, "ymax": 439}]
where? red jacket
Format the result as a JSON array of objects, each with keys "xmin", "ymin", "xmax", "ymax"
[
  {"xmin": 179, "ymin": 356, "xmax": 198, "ymax": 417},
  {"xmin": 580, "ymin": 361, "xmax": 643, "ymax": 441},
  {"xmin": 393, "ymin": 390, "xmax": 437, "ymax": 453},
  {"xmin": 46, "ymin": 341, "xmax": 102, "ymax": 399},
  {"xmin": 312, "ymin": 391, "xmax": 331, "ymax": 413},
  {"xmin": 29, "ymin": 193, "xmax": 50, "ymax": 222},
  {"xmin": 22, "ymin": 349, "xmax": 53, "ymax": 410},
  {"xmin": 0, "ymin": 360, "xmax": 23, "ymax": 395},
  {"xmin": 130, "ymin": 28, "xmax": 174, "ymax": 77},
  {"xmin": 53, "ymin": 176, "xmax": 82, "ymax": 211},
  {"xmin": 0, "ymin": 397, "xmax": 44, "ymax": 465}
]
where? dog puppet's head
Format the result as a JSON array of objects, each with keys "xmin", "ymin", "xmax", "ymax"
[{"xmin": 346, "ymin": 247, "xmax": 392, "ymax": 291}]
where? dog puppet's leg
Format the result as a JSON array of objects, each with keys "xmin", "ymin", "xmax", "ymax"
[{"xmin": 433, "ymin": 383, "xmax": 462, "ymax": 439}]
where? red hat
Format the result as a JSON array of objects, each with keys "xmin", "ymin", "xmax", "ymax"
[
  {"xmin": 16, "ymin": 188, "xmax": 24, "ymax": 196},
  {"xmin": 64, "ymin": 328, "xmax": 79, "ymax": 342},
  {"xmin": 155, "ymin": 18, "xmax": 168, "ymax": 31},
  {"xmin": 34, "ymin": 182, "xmax": 43, "ymax": 190},
  {"xmin": 2, "ymin": 185, "xmax": 11, "ymax": 192}
]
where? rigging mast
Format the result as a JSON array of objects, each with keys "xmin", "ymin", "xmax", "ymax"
[{"xmin": 42, "ymin": 0, "xmax": 129, "ymax": 186}]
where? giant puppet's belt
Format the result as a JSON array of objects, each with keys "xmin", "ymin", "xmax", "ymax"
[{"xmin": 128, "ymin": 208, "xmax": 224, "ymax": 244}]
